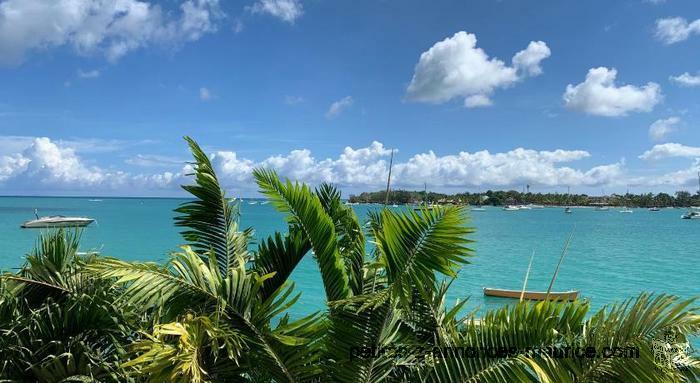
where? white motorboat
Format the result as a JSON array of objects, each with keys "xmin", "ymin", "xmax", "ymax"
[
  {"xmin": 648, "ymin": 207, "xmax": 660, "ymax": 212},
  {"xmin": 681, "ymin": 211, "xmax": 700, "ymax": 219},
  {"xmin": 564, "ymin": 207, "xmax": 572, "ymax": 214},
  {"xmin": 619, "ymin": 208, "xmax": 634, "ymax": 214},
  {"xmin": 470, "ymin": 206, "xmax": 486, "ymax": 211},
  {"xmin": 503, "ymin": 205, "xmax": 520, "ymax": 211},
  {"xmin": 22, "ymin": 215, "xmax": 94, "ymax": 228}
]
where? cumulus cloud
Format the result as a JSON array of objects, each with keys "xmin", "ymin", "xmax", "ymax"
[
  {"xmin": 405, "ymin": 32, "xmax": 550, "ymax": 107},
  {"xmin": 0, "ymin": 136, "xmax": 635, "ymax": 194},
  {"xmin": 0, "ymin": 0, "xmax": 223, "ymax": 65},
  {"xmin": 655, "ymin": 17, "xmax": 700, "ymax": 44},
  {"xmin": 210, "ymin": 143, "xmax": 620, "ymax": 189},
  {"xmin": 670, "ymin": 72, "xmax": 700, "ymax": 87},
  {"xmin": 639, "ymin": 143, "xmax": 700, "ymax": 161},
  {"xmin": 563, "ymin": 67, "xmax": 661, "ymax": 117},
  {"xmin": 648, "ymin": 117, "xmax": 679, "ymax": 142},
  {"xmin": 643, "ymin": 160, "xmax": 700, "ymax": 188},
  {"xmin": 248, "ymin": 0, "xmax": 303, "ymax": 23},
  {"xmin": 0, "ymin": 137, "xmax": 185, "ymax": 193},
  {"xmin": 326, "ymin": 96, "xmax": 353, "ymax": 119},
  {"xmin": 512, "ymin": 41, "xmax": 551, "ymax": 76}
]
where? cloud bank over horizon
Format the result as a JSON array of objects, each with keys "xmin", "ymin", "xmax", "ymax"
[{"xmin": 1, "ymin": 136, "xmax": 698, "ymax": 196}]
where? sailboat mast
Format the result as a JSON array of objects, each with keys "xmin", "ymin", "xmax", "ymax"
[{"xmin": 384, "ymin": 149, "xmax": 394, "ymax": 206}]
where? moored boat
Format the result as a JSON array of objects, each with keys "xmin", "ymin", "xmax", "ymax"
[
  {"xmin": 681, "ymin": 210, "xmax": 700, "ymax": 219},
  {"xmin": 483, "ymin": 287, "xmax": 578, "ymax": 301},
  {"xmin": 503, "ymin": 205, "xmax": 520, "ymax": 211},
  {"xmin": 21, "ymin": 215, "xmax": 94, "ymax": 228}
]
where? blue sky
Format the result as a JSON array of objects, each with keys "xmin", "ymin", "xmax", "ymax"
[{"xmin": 1, "ymin": 0, "xmax": 699, "ymax": 196}]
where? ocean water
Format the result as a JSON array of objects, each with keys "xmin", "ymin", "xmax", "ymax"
[{"xmin": 1, "ymin": 197, "xmax": 698, "ymax": 318}]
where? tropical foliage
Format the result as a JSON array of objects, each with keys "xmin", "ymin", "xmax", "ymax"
[
  {"xmin": 1, "ymin": 136, "xmax": 698, "ymax": 382},
  {"xmin": 349, "ymin": 189, "xmax": 700, "ymax": 208}
]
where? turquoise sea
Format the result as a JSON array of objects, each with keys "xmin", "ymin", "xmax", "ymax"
[{"xmin": 1, "ymin": 197, "xmax": 698, "ymax": 317}]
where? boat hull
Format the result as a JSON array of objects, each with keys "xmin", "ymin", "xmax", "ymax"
[
  {"xmin": 21, "ymin": 218, "xmax": 94, "ymax": 228},
  {"xmin": 483, "ymin": 287, "xmax": 579, "ymax": 301}
]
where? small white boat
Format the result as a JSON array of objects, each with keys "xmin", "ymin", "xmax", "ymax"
[
  {"xmin": 503, "ymin": 205, "xmax": 520, "ymax": 211},
  {"xmin": 518, "ymin": 205, "xmax": 532, "ymax": 210},
  {"xmin": 527, "ymin": 204, "xmax": 544, "ymax": 209},
  {"xmin": 619, "ymin": 208, "xmax": 634, "ymax": 213},
  {"xmin": 594, "ymin": 206, "xmax": 609, "ymax": 211},
  {"xmin": 648, "ymin": 207, "xmax": 660, "ymax": 212},
  {"xmin": 391, "ymin": 204, "xmax": 399, "ymax": 208},
  {"xmin": 470, "ymin": 206, "xmax": 486, "ymax": 211},
  {"xmin": 248, "ymin": 201, "xmax": 258, "ymax": 205},
  {"xmin": 564, "ymin": 207, "xmax": 572, "ymax": 214},
  {"xmin": 22, "ymin": 215, "xmax": 94, "ymax": 228},
  {"xmin": 681, "ymin": 211, "xmax": 700, "ymax": 219}
]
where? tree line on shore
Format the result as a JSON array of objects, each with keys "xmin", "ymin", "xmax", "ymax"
[{"xmin": 349, "ymin": 189, "xmax": 700, "ymax": 207}]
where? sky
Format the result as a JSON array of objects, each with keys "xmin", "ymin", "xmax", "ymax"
[{"xmin": 0, "ymin": 0, "xmax": 699, "ymax": 197}]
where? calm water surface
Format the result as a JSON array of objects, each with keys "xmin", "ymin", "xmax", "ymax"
[{"xmin": 1, "ymin": 197, "xmax": 698, "ymax": 317}]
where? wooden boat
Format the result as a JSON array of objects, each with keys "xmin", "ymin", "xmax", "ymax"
[{"xmin": 483, "ymin": 287, "xmax": 579, "ymax": 301}]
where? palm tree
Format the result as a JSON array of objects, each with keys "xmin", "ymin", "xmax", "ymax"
[
  {"xmin": 1, "ymin": 136, "xmax": 698, "ymax": 382},
  {"xmin": 0, "ymin": 230, "xmax": 137, "ymax": 382}
]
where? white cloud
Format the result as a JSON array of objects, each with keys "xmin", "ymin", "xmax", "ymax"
[
  {"xmin": 0, "ymin": 0, "xmax": 223, "ymax": 65},
  {"xmin": 6, "ymin": 137, "xmax": 700, "ymax": 194},
  {"xmin": 648, "ymin": 117, "xmax": 679, "ymax": 142},
  {"xmin": 512, "ymin": 40, "xmax": 551, "ymax": 76},
  {"xmin": 563, "ymin": 67, "xmax": 661, "ymax": 117},
  {"xmin": 464, "ymin": 95, "xmax": 493, "ymax": 108},
  {"xmin": 405, "ymin": 32, "xmax": 550, "ymax": 107},
  {"xmin": 655, "ymin": 17, "xmax": 700, "ymax": 44},
  {"xmin": 77, "ymin": 69, "xmax": 100, "ymax": 78},
  {"xmin": 125, "ymin": 154, "xmax": 185, "ymax": 167},
  {"xmin": 639, "ymin": 143, "xmax": 700, "ymax": 161},
  {"xmin": 248, "ymin": 0, "xmax": 303, "ymax": 24},
  {"xmin": 390, "ymin": 148, "xmax": 619, "ymax": 188},
  {"xmin": 645, "ymin": 159, "xmax": 700, "ymax": 188},
  {"xmin": 208, "ymin": 143, "xmax": 623, "ymax": 190},
  {"xmin": 199, "ymin": 87, "xmax": 212, "ymax": 101},
  {"xmin": 326, "ymin": 96, "xmax": 353, "ymax": 119},
  {"xmin": 670, "ymin": 72, "xmax": 700, "ymax": 87}
]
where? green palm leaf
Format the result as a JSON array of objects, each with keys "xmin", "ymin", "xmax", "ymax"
[
  {"xmin": 316, "ymin": 183, "xmax": 366, "ymax": 295},
  {"xmin": 175, "ymin": 136, "xmax": 249, "ymax": 276},
  {"xmin": 368, "ymin": 206, "xmax": 474, "ymax": 309},
  {"xmin": 254, "ymin": 228, "xmax": 311, "ymax": 301},
  {"xmin": 253, "ymin": 168, "xmax": 352, "ymax": 302}
]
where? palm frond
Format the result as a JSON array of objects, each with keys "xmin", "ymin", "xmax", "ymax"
[
  {"xmin": 253, "ymin": 168, "xmax": 351, "ymax": 302},
  {"xmin": 370, "ymin": 205, "xmax": 474, "ymax": 309},
  {"xmin": 254, "ymin": 228, "xmax": 311, "ymax": 301},
  {"xmin": 175, "ymin": 136, "xmax": 249, "ymax": 276},
  {"xmin": 316, "ymin": 183, "xmax": 366, "ymax": 295}
]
